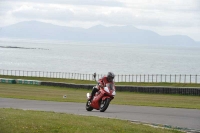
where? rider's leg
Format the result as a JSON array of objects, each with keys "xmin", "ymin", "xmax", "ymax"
[{"xmin": 90, "ymin": 86, "xmax": 98, "ymax": 100}]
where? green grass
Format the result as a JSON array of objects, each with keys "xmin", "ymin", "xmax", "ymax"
[
  {"xmin": 0, "ymin": 76, "xmax": 197, "ymax": 133},
  {"xmin": 1, "ymin": 83, "xmax": 200, "ymax": 109},
  {"xmin": 0, "ymin": 108, "xmax": 181, "ymax": 133},
  {"xmin": 1, "ymin": 75, "xmax": 200, "ymax": 87}
]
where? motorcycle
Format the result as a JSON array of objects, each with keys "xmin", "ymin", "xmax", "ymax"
[{"xmin": 86, "ymin": 74, "xmax": 116, "ymax": 112}]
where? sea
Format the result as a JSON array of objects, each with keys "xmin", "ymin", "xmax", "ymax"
[{"xmin": 0, "ymin": 38, "xmax": 200, "ymax": 75}]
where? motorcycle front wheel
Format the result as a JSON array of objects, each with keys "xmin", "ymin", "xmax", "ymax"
[
  {"xmin": 100, "ymin": 98, "xmax": 110, "ymax": 112},
  {"xmin": 86, "ymin": 100, "xmax": 93, "ymax": 111}
]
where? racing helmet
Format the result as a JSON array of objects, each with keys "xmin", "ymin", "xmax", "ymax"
[{"xmin": 107, "ymin": 72, "xmax": 115, "ymax": 82}]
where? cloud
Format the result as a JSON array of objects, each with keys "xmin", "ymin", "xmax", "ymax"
[
  {"xmin": 0, "ymin": 0, "xmax": 124, "ymax": 7},
  {"xmin": 0, "ymin": 0, "xmax": 199, "ymax": 41}
]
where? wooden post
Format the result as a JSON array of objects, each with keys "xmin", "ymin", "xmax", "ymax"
[
  {"xmin": 136, "ymin": 75, "xmax": 137, "ymax": 82},
  {"xmin": 161, "ymin": 74, "xmax": 162, "ymax": 82},
  {"xmin": 175, "ymin": 74, "xmax": 176, "ymax": 83},
  {"xmin": 156, "ymin": 74, "xmax": 157, "ymax": 82},
  {"xmin": 195, "ymin": 75, "xmax": 197, "ymax": 83},
  {"xmin": 132, "ymin": 75, "xmax": 134, "ymax": 82},
  {"xmin": 184, "ymin": 75, "xmax": 186, "ymax": 83}
]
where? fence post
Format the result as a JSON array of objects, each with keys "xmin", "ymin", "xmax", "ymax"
[
  {"xmin": 175, "ymin": 74, "xmax": 176, "ymax": 83},
  {"xmin": 160, "ymin": 74, "xmax": 162, "ymax": 82},
  {"xmin": 132, "ymin": 74, "xmax": 133, "ymax": 82},
  {"xmin": 156, "ymin": 74, "xmax": 157, "ymax": 82},
  {"xmin": 152, "ymin": 75, "xmax": 153, "ymax": 83},
  {"xmin": 196, "ymin": 75, "xmax": 197, "ymax": 83},
  {"xmin": 170, "ymin": 74, "xmax": 171, "ymax": 83},
  {"xmin": 184, "ymin": 75, "xmax": 186, "ymax": 83},
  {"xmin": 190, "ymin": 75, "xmax": 191, "ymax": 84},
  {"xmin": 179, "ymin": 74, "xmax": 181, "ymax": 83},
  {"xmin": 136, "ymin": 75, "xmax": 137, "ymax": 82}
]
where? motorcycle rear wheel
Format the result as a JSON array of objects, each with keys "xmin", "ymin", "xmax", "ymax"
[
  {"xmin": 86, "ymin": 100, "xmax": 93, "ymax": 111},
  {"xmin": 100, "ymin": 98, "xmax": 110, "ymax": 112}
]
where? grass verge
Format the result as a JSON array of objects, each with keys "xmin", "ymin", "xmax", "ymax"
[
  {"xmin": 0, "ymin": 108, "xmax": 181, "ymax": 133},
  {"xmin": 0, "ymin": 83, "xmax": 200, "ymax": 109}
]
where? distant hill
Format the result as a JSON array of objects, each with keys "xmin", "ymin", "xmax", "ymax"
[{"xmin": 0, "ymin": 21, "xmax": 199, "ymax": 45}]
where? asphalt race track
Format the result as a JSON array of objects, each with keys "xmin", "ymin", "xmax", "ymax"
[{"xmin": 1, "ymin": 98, "xmax": 200, "ymax": 132}]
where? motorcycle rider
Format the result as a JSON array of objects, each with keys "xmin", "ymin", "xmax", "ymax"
[{"xmin": 89, "ymin": 72, "xmax": 115, "ymax": 101}]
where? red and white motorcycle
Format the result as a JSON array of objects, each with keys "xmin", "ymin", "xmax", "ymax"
[{"xmin": 86, "ymin": 79, "xmax": 116, "ymax": 112}]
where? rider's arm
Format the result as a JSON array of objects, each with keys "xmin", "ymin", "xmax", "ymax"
[{"xmin": 97, "ymin": 78, "xmax": 104, "ymax": 88}]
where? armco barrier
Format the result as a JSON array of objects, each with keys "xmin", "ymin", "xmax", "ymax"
[
  {"xmin": 0, "ymin": 78, "xmax": 41, "ymax": 85},
  {"xmin": 16, "ymin": 79, "xmax": 41, "ymax": 85},
  {"xmin": 0, "ymin": 78, "xmax": 16, "ymax": 84},
  {"xmin": 40, "ymin": 81, "xmax": 200, "ymax": 96},
  {"xmin": 40, "ymin": 82, "xmax": 93, "ymax": 89},
  {"xmin": 116, "ymin": 86, "xmax": 200, "ymax": 96}
]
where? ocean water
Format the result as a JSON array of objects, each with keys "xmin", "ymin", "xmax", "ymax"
[{"xmin": 0, "ymin": 38, "xmax": 200, "ymax": 75}]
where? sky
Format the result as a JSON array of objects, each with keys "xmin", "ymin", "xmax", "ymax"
[{"xmin": 0, "ymin": 0, "xmax": 200, "ymax": 41}]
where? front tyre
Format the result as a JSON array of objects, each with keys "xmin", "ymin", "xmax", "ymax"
[
  {"xmin": 100, "ymin": 98, "xmax": 110, "ymax": 112},
  {"xmin": 86, "ymin": 100, "xmax": 93, "ymax": 111}
]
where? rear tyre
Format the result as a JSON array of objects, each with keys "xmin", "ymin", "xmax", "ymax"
[
  {"xmin": 86, "ymin": 100, "xmax": 93, "ymax": 111},
  {"xmin": 100, "ymin": 98, "xmax": 110, "ymax": 112}
]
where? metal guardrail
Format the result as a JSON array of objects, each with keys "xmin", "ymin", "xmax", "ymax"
[{"xmin": 0, "ymin": 69, "xmax": 199, "ymax": 83}]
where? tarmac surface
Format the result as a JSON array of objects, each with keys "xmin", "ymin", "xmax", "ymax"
[{"xmin": 1, "ymin": 98, "xmax": 200, "ymax": 132}]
